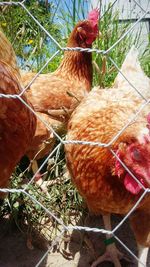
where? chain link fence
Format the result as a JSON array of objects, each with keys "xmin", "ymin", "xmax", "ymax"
[{"xmin": 0, "ymin": 0, "xmax": 149, "ymax": 266}]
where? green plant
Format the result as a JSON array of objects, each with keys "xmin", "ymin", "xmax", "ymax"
[
  {"xmin": 1, "ymin": 147, "xmax": 84, "ymax": 244},
  {"xmin": 0, "ymin": 0, "xmax": 61, "ymax": 71},
  {"xmin": 93, "ymin": 3, "xmax": 150, "ymax": 87}
]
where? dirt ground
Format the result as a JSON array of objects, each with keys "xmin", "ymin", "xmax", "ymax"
[{"xmin": 0, "ymin": 215, "xmax": 149, "ymax": 267}]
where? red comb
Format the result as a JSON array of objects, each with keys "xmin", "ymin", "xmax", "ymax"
[
  {"xmin": 147, "ymin": 113, "xmax": 150, "ymax": 124},
  {"xmin": 87, "ymin": 8, "xmax": 100, "ymax": 22},
  {"xmin": 146, "ymin": 113, "xmax": 150, "ymax": 137}
]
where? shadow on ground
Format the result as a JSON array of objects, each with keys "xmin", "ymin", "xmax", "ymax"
[
  {"xmin": 0, "ymin": 218, "xmax": 47, "ymax": 267},
  {"xmin": 0, "ymin": 215, "xmax": 149, "ymax": 267},
  {"xmin": 68, "ymin": 214, "xmax": 150, "ymax": 267}
]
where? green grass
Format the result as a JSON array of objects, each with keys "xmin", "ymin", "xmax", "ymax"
[
  {"xmin": 0, "ymin": 0, "xmax": 61, "ymax": 71},
  {"xmin": 1, "ymin": 146, "xmax": 84, "ymax": 243},
  {"xmin": 93, "ymin": 4, "xmax": 150, "ymax": 87}
]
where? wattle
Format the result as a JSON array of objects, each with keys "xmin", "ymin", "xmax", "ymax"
[{"xmin": 124, "ymin": 173, "xmax": 143, "ymax": 195}]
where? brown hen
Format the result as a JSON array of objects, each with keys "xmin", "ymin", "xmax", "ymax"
[
  {"xmin": 0, "ymin": 60, "xmax": 36, "ymax": 199},
  {"xmin": 21, "ymin": 9, "xmax": 100, "ymax": 171},
  {"xmin": 65, "ymin": 47, "xmax": 150, "ymax": 267}
]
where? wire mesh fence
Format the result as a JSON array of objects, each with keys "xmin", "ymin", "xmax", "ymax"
[{"xmin": 0, "ymin": 0, "xmax": 149, "ymax": 267}]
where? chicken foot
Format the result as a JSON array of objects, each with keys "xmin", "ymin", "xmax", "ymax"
[
  {"xmin": 91, "ymin": 242, "xmax": 123, "ymax": 267},
  {"xmin": 91, "ymin": 214, "xmax": 127, "ymax": 267}
]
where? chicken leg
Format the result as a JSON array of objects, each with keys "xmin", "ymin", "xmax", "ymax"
[
  {"xmin": 91, "ymin": 214, "xmax": 123, "ymax": 267},
  {"xmin": 138, "ymin": 245, "xmax": 149, "ymax": 267},
  {"xmin": 31, "ymin": 159, "xmax": 41, "ymax": 180}
]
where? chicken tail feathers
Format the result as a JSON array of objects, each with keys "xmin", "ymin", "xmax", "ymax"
[
  {"xmin": 113, "ymin": 45, "xmax": 147, "ymax": 88},
  {"xmin": 120, "ymin": 45, "xmax": 139, "ymax": 72}
]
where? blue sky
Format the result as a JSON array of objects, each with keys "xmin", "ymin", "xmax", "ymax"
[
  {"xmin": 52, "ymin": 0, "xmax": 89, "ymax": 22},
  {"xmin": 50, "ymin": 0, "xmax": 90, "ymax": 37}
]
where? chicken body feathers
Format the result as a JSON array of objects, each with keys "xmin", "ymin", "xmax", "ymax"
[
  {"xmin": 65, "ymin": 46, "xmax": 150, "ymax": 215},
  {"xmin": 66, "ymin": 89, "xmax": 149, "ymax": 214},
  {"xmin": 21, "ymin": 71, "xmax": 89, "ymax": 119},
  {"xmin": 21, "ymin": 50, "xmax": 92, "ymax": 123},
  {"xmin": 0, "ymin": 61, "xmax": 36, "ymax": 197}
]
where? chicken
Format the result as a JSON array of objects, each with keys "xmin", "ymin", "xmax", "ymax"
[
  {"xmin": 20, "ymin": 9, "xmax": 100, "ymax": 172},
  {"xmin": 65, "ymin": 46, "xmax": 150, "ymax": 267},
  {"xmin": 0, "ymin": 60, "xmax": 36, "ymax": 199},
  {"xmin": 22, "ymin": 8, "xmax": 99, "ymax": 122},
  {"xmin": 0, "ymin": 30, "xmax": 64, "ymax": 173}
]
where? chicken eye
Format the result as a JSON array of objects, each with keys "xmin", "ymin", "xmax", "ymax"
[
  {"xmin": 77, "ymin": 27, "xmax": 87, "ymax": 41},
  {"xmin": 132, "ymin": 148, "xmax": 142, "ymax": 161}
]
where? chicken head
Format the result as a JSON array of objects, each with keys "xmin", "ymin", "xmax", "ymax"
[
  {"xmin": 68, "ymin": 9, "xmax": 100, "ymax": 48},
  {"xmin": 115, "ymin": 122, "xmax": 150, "ymax": 195}
]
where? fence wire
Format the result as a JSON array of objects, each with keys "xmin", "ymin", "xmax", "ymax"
[{"xmin": 0, "ymin": 0, "xmax": 149, "ymax": 267}]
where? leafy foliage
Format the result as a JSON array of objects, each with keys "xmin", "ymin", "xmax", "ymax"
[{"xmin": 0, "ymin": 0, "xmax": 61, "ymax": 71}]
